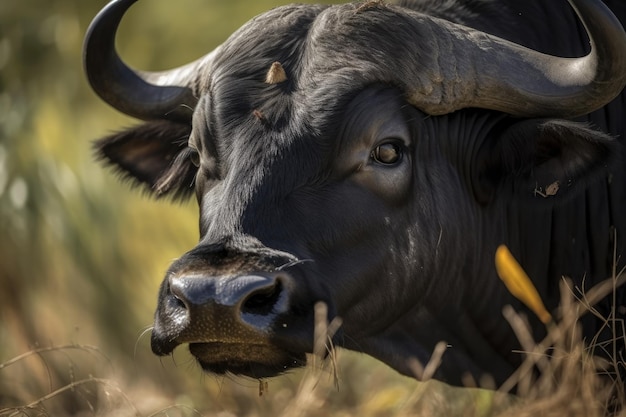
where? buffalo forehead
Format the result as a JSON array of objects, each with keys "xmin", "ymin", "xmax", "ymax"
[{"xmin": 203, "ymin": 2, "xmax": 446, "ymax": 118}]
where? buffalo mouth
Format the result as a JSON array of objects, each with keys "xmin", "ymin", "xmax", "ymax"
[
  {"xmin": 151, "ymin": 330, "xmax": 309, "ymax": 378},
  {"xmin": 188, "ymin": 342, "xmax": 306, "ymax": 378}
]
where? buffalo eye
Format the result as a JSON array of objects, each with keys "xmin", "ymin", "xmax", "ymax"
[
  {"xmin": 371, "ymin": 142, "xmax": 402, "ymax": 165},
  {"xmin": 189, "ymin": 147, "xmax": 200, "ymax": 167}
]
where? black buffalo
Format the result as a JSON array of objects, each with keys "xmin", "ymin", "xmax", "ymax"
[{"xmin": 84, "ymin": 0, "xmax": 626, "ymax": 387}]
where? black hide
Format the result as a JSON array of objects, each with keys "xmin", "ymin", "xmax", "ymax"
[{"xmin": 88, "ymin": 0, "xmax": 626, "ymax": 388}]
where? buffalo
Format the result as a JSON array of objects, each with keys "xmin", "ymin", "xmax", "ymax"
[{"xmin": 84, "ymin": 0, "xmax": 626, "ymax": 388}]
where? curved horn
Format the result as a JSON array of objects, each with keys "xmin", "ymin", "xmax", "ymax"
[
  {"xmin": 407, "ymin": 0, "xmax": 626, "ymax": 117},
  {"xmin": 83, "ymin": 0, "xmax": 210, "ymax": 121}
]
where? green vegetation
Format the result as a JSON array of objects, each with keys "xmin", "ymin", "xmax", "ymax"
[{"xmin": 0, "ymin": 0, "xmax": 623, "ymax": 415}]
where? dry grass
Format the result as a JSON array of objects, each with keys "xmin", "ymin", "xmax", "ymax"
[
  {"xmin": 495, "ymin": 280, "xmax": 625, "ymax": 417},
  {"xmin": 1, "ymin": 274, "xmax": 624, "ymax": 417}
]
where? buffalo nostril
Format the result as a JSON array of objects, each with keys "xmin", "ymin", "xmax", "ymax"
[
  {"xmin": 167, "ymin": 278, "xmax": 191, "ymax": 311},
  {"xmin": 242, "ymin": 279, "xmax": 284, "ymax": 316},
  {"xmin": 170, "ymin": 293, "xmax": 187, "ymax": 310}
]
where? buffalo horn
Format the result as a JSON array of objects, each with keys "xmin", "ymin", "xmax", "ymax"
[
  {"xmin": 83, "ymin": 0, "xmax": 211, "ymax": 121},
  {"xmin": 407, "ymin": 0, "xmax": 626, "ymax": 117}
]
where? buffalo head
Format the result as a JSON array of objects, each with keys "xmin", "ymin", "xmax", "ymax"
[{"xmin": 84, "ymin": 0, "xmax": 626, "ymax": 385}]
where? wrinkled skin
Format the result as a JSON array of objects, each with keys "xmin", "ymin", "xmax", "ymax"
[{"xmin": 89, "ymin": 0, "xmax": 626, "ymax": 387}]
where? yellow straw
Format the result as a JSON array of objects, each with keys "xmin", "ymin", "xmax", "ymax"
[{"xmin": 495, "ymin": 245, "xmax": 552, "ymax": 325}]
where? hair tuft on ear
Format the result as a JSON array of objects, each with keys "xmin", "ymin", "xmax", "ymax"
[{"xmin": 153, "ymin": 146, "xmax": 199, "ymax": 200}]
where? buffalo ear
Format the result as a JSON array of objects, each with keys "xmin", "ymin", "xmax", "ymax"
[
  {"xmin": 94, "ymin": 120, "xmax": 197, "ymax": 200},
  {"xmin": 475, "ymin": 119, "xmax": 617, "ymax": 205}
]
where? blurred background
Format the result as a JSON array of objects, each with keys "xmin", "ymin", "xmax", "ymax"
[{"xmin": 0, "ymin": 0, "xmax": 456, "ymax": 415}]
